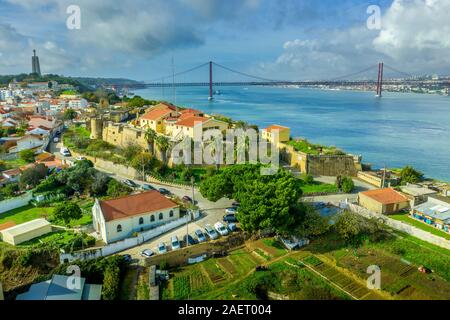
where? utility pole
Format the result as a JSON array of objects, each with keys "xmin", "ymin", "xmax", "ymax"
[
  {"xmin": 382, "ymin": 163, "xmax": 387, "ymax": 188},
  {"xmin": 172, "ymin": 56, "xmax": 176, "ymax": 105}
]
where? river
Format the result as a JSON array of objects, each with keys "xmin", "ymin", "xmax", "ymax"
[{"xmin": 135, "ymin": 86, "xmax": 450, "ymax": 182}]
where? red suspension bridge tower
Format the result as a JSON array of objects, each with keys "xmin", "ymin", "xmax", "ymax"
[
  {"xmin": 376, "ymin": 62, "xmax": 384, "ymax": 97},
  {"xmin": 208, "ymin": 61, "xmax": 214, "ymax": 101}
]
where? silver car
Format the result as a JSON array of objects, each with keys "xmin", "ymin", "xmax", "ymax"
[{"xmin": 205, "ymin": 224, "xmax": 219, "ymax": 240}]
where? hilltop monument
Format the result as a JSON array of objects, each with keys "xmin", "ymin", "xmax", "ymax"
[{"xmin": 32, "ymin": 49, "xmax": 41, "ymax": 75}]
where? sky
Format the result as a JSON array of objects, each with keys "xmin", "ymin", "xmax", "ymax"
[{"xmin": 0, "ymin": 0, "xmax": 449, "ymax": 81}]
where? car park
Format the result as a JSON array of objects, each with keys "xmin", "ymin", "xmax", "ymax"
[
  {"xmin": 158, "ymin": 242, "xmax": 167, "ymax": 254},
  {"xmin": 141, "ymin": 184, "xmax": 156, "ymax": 191},
  {"xmin": 195, "ymin": 229, "xmax": 207, "ymax": 243},
  {"xmin": 121, "ymin": 254, "xmax": 132, "ymax": 262},
  {"xmin": 123, "ymin": 179, "xmax": 138, "ymax": 188},
  {"xmin": 204, "ymin": 224, "xmax": 219, "ymax": 240},
  {"xmin": 141, "ymin": 249, "xmax": 154, "ymax": 258},
  {"xmin": 171, "ymin": 235, "xmax": 181, "ymax": 250},
  {"xmin": 214, "ymin": 222, "xmax": 229, "ymax": 236},
  {"xmin": 227, "ymin": 223, "xmax": 237, "ymax": 232},
  {"xmin": 225, "ymin": 207, "xmax": 237, "ymax": 215},
  {"xmin": 60, "ymin": 147, "xmax": 71, "ymax": 157},
  {"xmin": 223, "ymin": 213, "xmax": 237, "ymax": 223},
  {"xmin": 159, "ymin": 188, "xmax": 171, "ymax": 196},
  {"xmin": 183, "ymin": 234, "xmax": 197, "ymax": 246}
]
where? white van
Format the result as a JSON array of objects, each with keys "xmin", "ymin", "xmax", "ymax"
[{"xmin": 60, "ymin": 147, "xmax": 71, "ymax": 157}]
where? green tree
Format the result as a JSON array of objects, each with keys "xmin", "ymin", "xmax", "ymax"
[
  {"xmin": 90, "ymin": 172, "xmax": 111, "ymax": 196},
  {"xmin": 333, "ymin": 210, "xmax": 361, "ymax": 243},
  {"xmin": 341, "ymin": 176, "xmax": 355, "ymax": 193},
  {"xmin": 121, "ymin": 144, "xmax": 142, "ymax": 160},
  {"xmin": 155, "ymin": 135, "xmax": 170, "ymax": 164},
  {"xmin": 399, "ymin": 166, "xmax": 424, "ymax": 184},
  {"xmin": 107, "ymin": 179, "xmax": 132, "ymax": 198},
  {"xmin": 301, "ymin": 174, "xmax": 314, "ymax": 184},
  {"xmin": 130, "ymin": 152, "xmax": 158, "ymax": 179},
  {"xmin": 0, "ymin": 183, "xmax": 20, "ymax": 199},
  {"xmin": 144, "ymin": 128, "xmax": 157, "ymax": 155},
  {"xmin": 63, "ymin": 108, "xmax": 77, "ymax": 121},
  {"xmin": 20, "ymin": 163, "xmax": 48, "ymax": 187},
  {"xmin": 19, "ymin": 149, "xmax": 35, "ymax": 163},
  {"xmin": 53, "ymin": 202, "xmax": 82, "ymax": 224},
  {"xmin": 102, "ymin": 265, "xmax": 121, "ymax": 300}
]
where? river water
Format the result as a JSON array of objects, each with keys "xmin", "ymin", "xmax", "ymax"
[{"xmin": 135, "ymin": 86, "xmax": 450, "ymax": 181}]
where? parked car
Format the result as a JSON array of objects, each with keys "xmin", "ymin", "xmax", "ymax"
[
  {"xmin": 121, "ymin": 254, "xmax": 132, "ymax": 263},
  {"xmin": 159, "ymin": 188, "xmax": 171, "ymax": 196},
  {"xmin": 204, "ymin": 224, "xmax": 219, "ymax": 240},
  {"xmin": 182, "ymin": 195, "xmax": 193, "ymax": 203},
  {"xmin": 225, "ymin": 207, "xmax": 237, "ymax": 215},
  {"xmin": 232, "ymin": 201, "xmax": 240, "ymax": 207},
  {"xmin": 53, "ymin": 137, "xmax": 59, "ymax": 143},
  {"xmin": 214, "ymin": 222, "xmax": 229, "ymax": 236},
  {"xmin": 60, "ymin": 147, "xmax": 71, "ymax": 157},
  {"xmin": 171, "ymin": 235, "xmax": 181, "ymax": 250},
  {"xmin": 158, "ymin": 242, "xmax": 167, "ymax": 254},
  {"xmin": 227, "ymin": 223, "xmax": 237, "ymax": 232},
  {"xmin": 195, "ymin": 229, "xmax": 207, "ymax": 243},
  {"xmin": 183, "ymin": 234, "xmax": 197, "ymax": 246},
  {"xmin": 223, "ymin": 213, "xmax": 237, "ymax": 223},
  {"xmin": 123, "ymin": 179, "xmax": 138, "ymax": 188},
  {"xmin": 141, "ymin": 184, "xmax": 156, "ymax": 191},
  {"xmin": 75, "ymin": 156, "xmax": 86, "ymax": 161},
  {"xmin": 141, "ymin": 249, "xmax": 154, "ymax": 258}
]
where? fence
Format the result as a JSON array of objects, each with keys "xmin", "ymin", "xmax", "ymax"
[
  {"xmin": 343, "ymin": 202, "xmax": 450, "ymax": 250},
  {"xmin": 0, "ymin": 192, "xmax": 34, "ymax": 214},
  {"xmin": 59, "ymin": 215, "xmax": 192, "ymax": 264}
]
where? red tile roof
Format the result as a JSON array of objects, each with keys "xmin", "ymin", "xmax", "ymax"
[
  {"xmin": 0, "ymin": 221, "xmax": 16, "ymax": 231},
  {"xmin": 264, "ymin": 125, "xmax": 290, "ymax": 132},
  {"xmin": 99, "ymin": 191, "xmax": 178, "ymax": 222},
  {"xmin": 140, "ymin": 108, "xmax": 172, "ymax": 121},
  {"xmin": 153, "ymin": 102, "xmax": 177, "ymax": 111},
  {"xmin": 360, "ymin": 188, "xmax": 408, "ymax": 205},
  {"xmin": 175, "ymin": 116, "xmax": 209, "ymax": 128}
]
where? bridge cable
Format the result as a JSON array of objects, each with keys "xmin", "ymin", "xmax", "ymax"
[
  {"xmin": 212, "ymin": 62, "xmax": 288, "ymax": 83},
  {"xmin": 145, "ymin": 62, "xmax": 210, "ymax": 83},
  {"xmin": 383, "ymin": 64, "xmax": 414, "ymax": 79},
  {"xmin": 328, "ymin": 65, "xmax": 379, "ymax": 81}
]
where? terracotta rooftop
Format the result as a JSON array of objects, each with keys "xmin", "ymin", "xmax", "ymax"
[
  {"xmin": 99, "ymin": 191, "xmax": 178, "ymax": 222},
  {"xmin": 264, "ymin": 125, "xmax": 290, "ymax": 132},
  {"xmin": 0, "ymin": 221, "xmax": 16, "ymax": 231},
  {"xmin": 175, "ymin": 116, "xmax": 210, "ymax": 128},
  {"xmin": 140, "ymin": 108, "xmax": 172, "ymax": 121},
  {"xmin": 152, "ymin": 102, "xmax": 177, "ymax": 111},
  {"xmin": 360, "ymin": 188, "xmax": 408, "ymax": 205}
]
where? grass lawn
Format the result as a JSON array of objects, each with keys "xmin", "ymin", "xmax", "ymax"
[
  {"xmin": 3, "ymin": 158, "xmax": 28, "ymax": 169},
  {"xmin": 300, "ymin": 182, "xmax": 339, "ymax": 194},
  {"xmin": 390, "ymin": 214, "xmax": 450, "ymax": 240},
  {"xmin": 19, "ymin": 230, "xmax": 78, "ymax": 247},
  {"xmin": 0, "ymin": 205, "xmax": 54, "ymax": 225}
]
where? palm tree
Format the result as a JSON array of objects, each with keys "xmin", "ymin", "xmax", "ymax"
[
  {"xmin": 145, "ymin": 129, "xmax": 157, "ymax": 155},
  {"xmin": 155, "ymin": 135, "xmax": 170, "ymax": 164}
]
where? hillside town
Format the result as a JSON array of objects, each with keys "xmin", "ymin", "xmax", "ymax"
[{"xmin": 1, "ymin": 70, "xmax": 450, "ymax": 301}]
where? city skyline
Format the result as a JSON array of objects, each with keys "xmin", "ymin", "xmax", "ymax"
[{"xmin": 1, "ymin": 0, "xmax": 450, "ymax": 81}]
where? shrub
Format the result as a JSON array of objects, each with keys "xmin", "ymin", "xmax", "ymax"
[
  {"xmin": 19, "ymin": 149, "xmax": 35, "ymax": 163},
  {"xmin": 341, "ymin": 176, "xmax": 355, "ymax": 193}
]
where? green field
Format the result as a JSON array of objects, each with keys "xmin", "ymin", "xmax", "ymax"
[
  {"xmin": 0, "ymin": 205, "xmax": 54, "ymax": 225},
  {"xmin": 0, "ymin": 204, "xmax": 92, "ymax": 228},
  {"xmin": 300, "ymin": 182, "xmax": 339, "ymax": 194},
  {"xmin": 390, "ymin": 214, "xmax": 450, "ymax": 240}
]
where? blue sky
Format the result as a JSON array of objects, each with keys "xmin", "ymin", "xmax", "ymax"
[{"xmin": 1, "ymin": 0, "xmax": 449, "ymax": 81}]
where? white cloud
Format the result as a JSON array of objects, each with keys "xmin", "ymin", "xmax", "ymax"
[{"xmin": 265, "ymin": 0, "xmax": 450, "ymax": 79}]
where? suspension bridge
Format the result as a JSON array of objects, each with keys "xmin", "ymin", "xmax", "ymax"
[{"xmin": 116, "ymin": 61, "xmax": 446, "ymax": 99}]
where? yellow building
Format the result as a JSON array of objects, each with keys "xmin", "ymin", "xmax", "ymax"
[
  {"xmin": 136, "ymin": 103, "xmax": 178, "ymax": 134},
  {"xmin": 358, "ymin": 188, "xmax": 410, "ymax": 215},
  {"xmin": 262, "ymin": 125, "xmax": 290, "ymax": 146},
  {"xmin": 170, "ymin": 116, "xmax": 229, "ymax": 140}
]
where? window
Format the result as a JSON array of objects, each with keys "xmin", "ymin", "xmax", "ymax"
[
  {"xmin": 117, "ymin": 224, "xmax": 122, "ymax": 232},
  {"xmin": 159, "ymin": 212, "xmax": 163, "ymax": 220},
  {"xmin": 169, "ymin": 210, "xmax": 174, "ymax": 217},
  {"xmin": 139, "ymin": 217, "xmax": 144, "ymax": 225},
  {"xmin": 150, "ymin": 215, "xmax": 155, "ymax": 222}
]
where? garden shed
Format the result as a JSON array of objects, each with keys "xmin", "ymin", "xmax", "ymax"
[{"xmin": 0, "ymin": 218, "xmax": 52, "ymax": 245}]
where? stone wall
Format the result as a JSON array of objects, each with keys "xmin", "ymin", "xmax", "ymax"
[{"xmin": 280, "ymin": 142, "xmax": 361, "ymax": 176}]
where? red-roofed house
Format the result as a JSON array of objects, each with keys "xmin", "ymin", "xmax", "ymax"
[
  {"xmin": 137, "ymin": 107, "xmax": 177, "ymax": 133},
  {"xmin": 92, "ymin": 191, "xmax": 180, "ymax": 243},
  {"xmin": 262, "ymin": 125, "xmax": 291, "ymax": 145},
  {"xmin": 170, "ymin": 115, "xmax": 228, "ymax": 139},
  {"xmin": 358, "ymin": 188, "xmax": 411, "ymax": 215}
]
